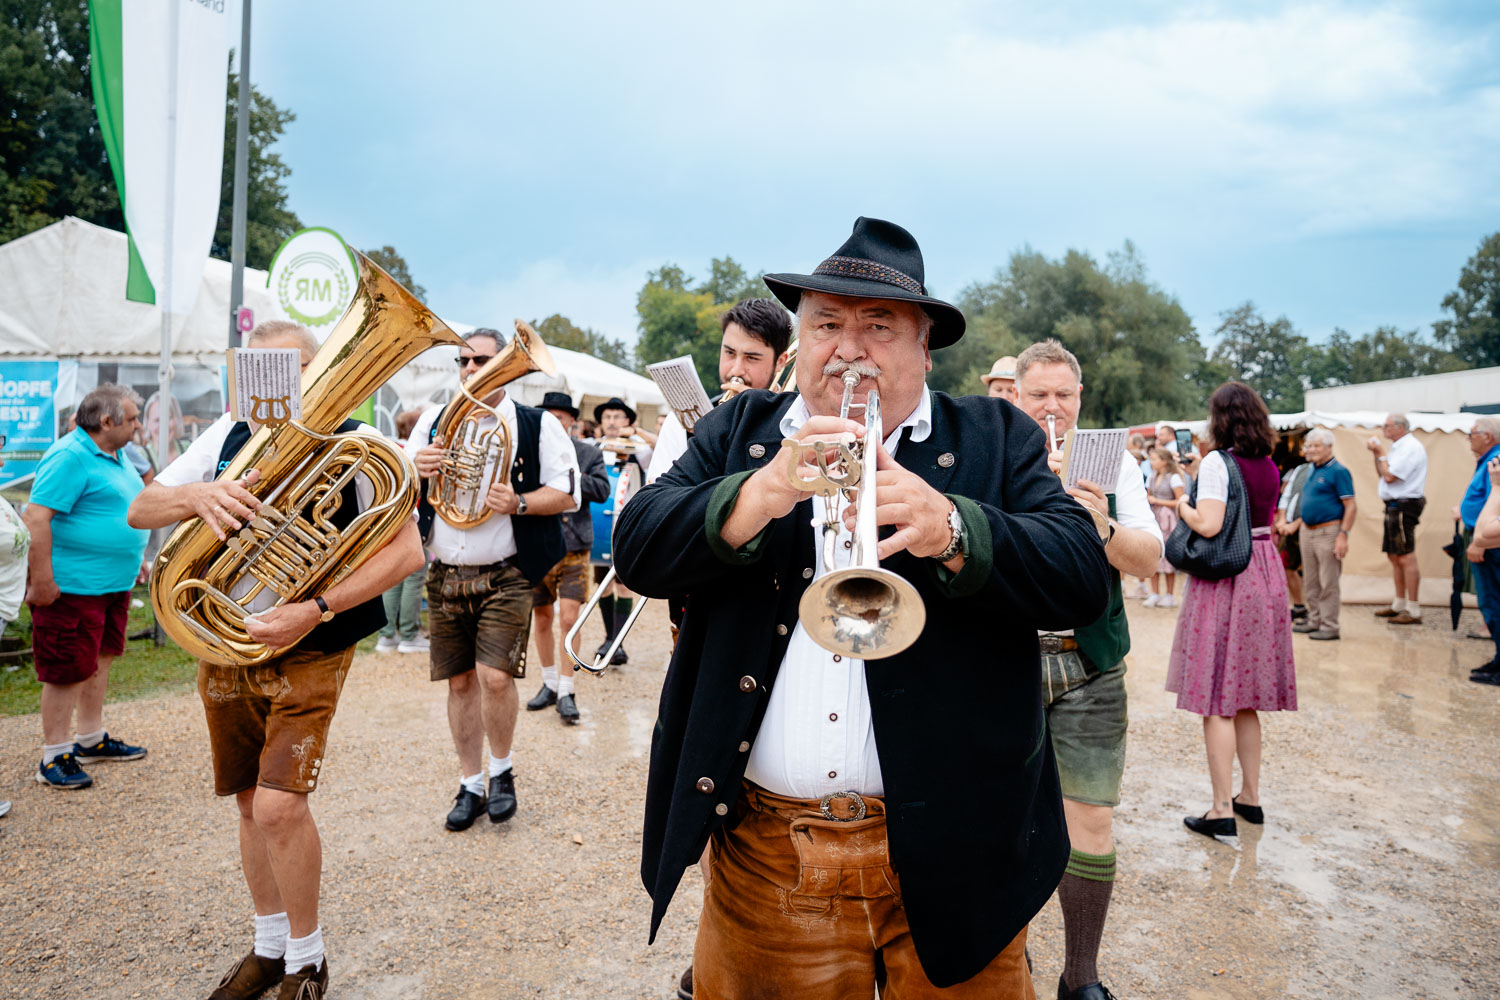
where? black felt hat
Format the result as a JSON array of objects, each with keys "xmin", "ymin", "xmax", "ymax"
[
  {"xmin": 763, "ymin": 216, "xmax": 966, "ymax": 349},
  {"xmin": 539, "ymin": 391, "xmax": 579, "ymax": 419},
  {"xmin": 593, "ymin": 396, "xmax": 636, "ymax": 424}
]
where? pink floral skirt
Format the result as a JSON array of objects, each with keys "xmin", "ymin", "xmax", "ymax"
[{"xmin": 1165, "ymin": 537, "xmax": 1297, "ymax": 717}]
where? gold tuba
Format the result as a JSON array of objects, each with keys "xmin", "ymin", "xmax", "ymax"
[
  {"xmin": 150, "ymin": 251, "xmax": 465, "ymax": 667},
  {"xmin": 428, "ymin": 319, "xmax": 556, "ymax": 529}
]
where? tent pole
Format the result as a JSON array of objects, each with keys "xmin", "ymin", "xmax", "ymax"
[
  {"xmin": 157, "ymin": 1, "xmax": 179, "ymax": 468},
  {"xmin": 228, "ymin": 0, "xmax": 251, "ymax": 349}
]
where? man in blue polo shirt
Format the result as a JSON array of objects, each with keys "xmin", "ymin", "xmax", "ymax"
[
  {"xmin": 23, "ymin": 384, "xmax": 150, "ymax": 789},
  {"xmin": 1290, "ymin": 428, "xmax": 1357, "ymax": 641},
  {"xmin": 1461, "ymin": 416, "xmax": 1500, "ymax": 682}
]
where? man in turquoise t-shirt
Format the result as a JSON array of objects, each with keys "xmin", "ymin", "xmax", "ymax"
[
  {"xmin": 1290, "ymin": 428, "xmax": 1357, "ymax": 640},
  {"xmin": 23, "ymin": 384, "xmax": 150, "ymax": 790}
]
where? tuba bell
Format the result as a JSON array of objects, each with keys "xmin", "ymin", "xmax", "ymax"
[
  {"xmin": 150, "ymin": 252, "xmax": 466, "ymax": 667},
  {"xmin": 428, "ymin": 319, "xmax": 556, "ymax": 529}
]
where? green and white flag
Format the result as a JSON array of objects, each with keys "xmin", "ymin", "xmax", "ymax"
[{"xmin": 88, "ymin": 0, "xmax": 228, "ymax": 312}]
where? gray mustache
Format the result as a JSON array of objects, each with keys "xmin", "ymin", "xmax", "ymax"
[{"xmin": 822, "ymin": 360, "xmax": 882, "ymax": 378}]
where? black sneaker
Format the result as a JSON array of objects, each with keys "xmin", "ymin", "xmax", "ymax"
[
  {"xmin": 73, "ymin": 733, "xmax": 146, "ymax": 762},
  {"xmin": 525, "ymin": 683, "xmax": 558, "ymax": 711},
  {"xmin": 556, "ymin": 693, "xmax": 580, "ymax": 724},
  {"xmin": 488, "ymin": 769, "xmax": 517, "ymax": 823},
  {"xmin": 445, "ymin": 786, "xmax": 486, "ymax": 831},
  {"xmin": 36, "ymin": 753, "xmax": 92, "ymax": 789}
]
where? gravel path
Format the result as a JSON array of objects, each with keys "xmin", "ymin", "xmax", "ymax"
[{"xmin": 1, "ymin": 599, "xmax": 1496, "ymax": 999}]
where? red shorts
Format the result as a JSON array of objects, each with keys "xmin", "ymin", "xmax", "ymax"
[{"xmin": 31, "ymin": 591, "xmax": 131, "ymax": 685}]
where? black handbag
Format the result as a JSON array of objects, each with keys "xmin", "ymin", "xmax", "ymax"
[{"xmin": 1165, "ymin": 451, "xmax": 1252, "ymax": 580}]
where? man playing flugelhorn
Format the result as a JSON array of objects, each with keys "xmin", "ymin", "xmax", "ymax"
[
  {"xmin": 614, "ymin": 217, "xmax": 1110, "ymax": 997},
  {"xmin": 129, "ymin": 320, "xmax": 427, "ymax": 1000}
]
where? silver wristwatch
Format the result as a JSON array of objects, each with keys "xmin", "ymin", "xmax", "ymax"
[
  {"xmin": 932, "ymin": 503, "xmax": 964, "ymax": 562},
  {"xmin": 515, "ymin": 494, "xmax": 528, "ymax": 516}
]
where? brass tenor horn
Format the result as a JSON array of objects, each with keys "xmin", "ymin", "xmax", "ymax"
[
  {"xmin": 790, "ymin": 371, "xmax": 925, "ymax": 659},
  {"xmin": 151, "ymin": 252, "xmax": 465, "ymax": 667},
  {"xmin": 429, "ymin": 319, "xmax": 556, "ymax": 528}
]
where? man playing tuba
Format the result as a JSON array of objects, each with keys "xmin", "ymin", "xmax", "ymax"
[
  {"xmin": 404, "ymin": 327, "xmax": 580, "ymax": 833},
  {"xmin": 613, "ymin": 217, "xmax": 1111, "ymax": 997},
  {"xmin": 128, "ymin": 320, "xmax": 427, "ymax": 1000}
]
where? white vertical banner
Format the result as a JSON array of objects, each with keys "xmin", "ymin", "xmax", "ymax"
[{"xmin": 120, "ymin": 0, "xmax": 229, "ymax": 318}]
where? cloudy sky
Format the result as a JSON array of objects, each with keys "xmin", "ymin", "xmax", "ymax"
[{"xmin": 235, "ymin": 1, "xmax": 1499, "ymax": 351}]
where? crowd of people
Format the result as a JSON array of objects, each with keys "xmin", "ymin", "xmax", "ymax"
[{"xmin": 3, "ymin": 215, "xmax": 1494, "ymax": 999}]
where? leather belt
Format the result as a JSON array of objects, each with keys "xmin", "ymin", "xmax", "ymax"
[
  {"xmin": 1038, "ymin": 635, "xmax": 1079, "ymax": 655},
  {"xmin": 1306, "ymin": 520, "xmax": 1342, "ymax": 530}
]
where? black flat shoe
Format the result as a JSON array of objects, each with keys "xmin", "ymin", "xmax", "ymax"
[
  {"xmin": 488, "ymin": 769, "xmax": 517, "ymax": 823},
  {"xmin": 525, "ymin": 683, "xmax": 557, "ymax": 710},
  {"xmin": 1057, "ymin": 976, "xmax": 1119, "ymax": 1000},
  {"xmin": 609, "ymin": 644, "xmax": 628, "ymax": 665},
  {"xmin": 1232, "ymin": 795, "xmax": 1264, "ymax": 824},
  {"xmin": 1184, "ymin": 813, "xmax": 1237, "ymax": 839},
  {"xmin": 1472, "ymin": 670, "xmax": 1500, "ymax": 686},
  {"xmin": 556, "ymin": 693, "xmax": 580, "ymax": 724},
  {"xmin": 445, "ymin": 787, "xmax": 486, "ymax": 831}
]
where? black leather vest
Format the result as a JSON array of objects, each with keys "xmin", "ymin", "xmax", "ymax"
[{"xmin": 218, "ymin": 419, "xmax": 387, "ymax": 652}]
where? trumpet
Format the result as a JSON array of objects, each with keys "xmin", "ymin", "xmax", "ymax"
[
  {"xmin": 788, "ymin": 371, "xmax": 925, "ymax": 659},
  {"xmin": 564, "ymin": 460, "xmax": 644, "ymax": 674}
]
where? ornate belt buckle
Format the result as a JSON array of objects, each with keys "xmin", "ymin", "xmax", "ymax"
[{"xmin": 819, "ymin": 790, "xmax": 867, "ymax": 822}]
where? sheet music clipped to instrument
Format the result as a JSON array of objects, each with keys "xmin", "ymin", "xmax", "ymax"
[
  {"xmin": 1061, "ymin": 428, "xmax": 1129, "ymax": 492},
  {"xmin": 646, "ymin": 356, "xmax": 715, "ymax": 432},
  {"xmin": 226, "ymin": 348, "xmax": 303, "ymax": 426}
]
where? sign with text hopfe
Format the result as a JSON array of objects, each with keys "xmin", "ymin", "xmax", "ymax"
[{"xmin": 227, "ymin": 349, "xmax": 302, "ymax": 426}]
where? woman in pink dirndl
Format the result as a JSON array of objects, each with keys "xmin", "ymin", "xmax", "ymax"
[{"xmin": 1166, "ymin": 382, "xmax": 1297, "ymax": 839}]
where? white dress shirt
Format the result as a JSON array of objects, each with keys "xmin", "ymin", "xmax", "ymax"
[
  {"xmin": 405, "ymin": 395, "xmax": 579, "ymax": 566},
  {"xmin": 1379, "ymin": 433, "xmax": 1427, "ymax": 501},
  {"xmin": 743, "ymin": 389, "xmax": 934, "ymax": 800},
  {"xmin": 646, "ymin": 414, "xmax": 689, "ymax": 484}
]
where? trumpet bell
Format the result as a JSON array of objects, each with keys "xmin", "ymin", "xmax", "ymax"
[{"xmin": 798, "ymin": 566, "xmax": 926, "ymax": 659}]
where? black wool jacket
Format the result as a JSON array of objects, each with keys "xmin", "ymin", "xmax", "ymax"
[{"xmin": 612, "ymin": 388, "xmax": 1112, "ymax": 988}]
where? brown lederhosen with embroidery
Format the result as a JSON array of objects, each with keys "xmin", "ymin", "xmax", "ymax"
[{"xmin": 426, "ymin": 558, "xmax": 533, "ymax": 680}]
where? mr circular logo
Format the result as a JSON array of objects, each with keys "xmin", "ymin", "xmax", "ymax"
[{"xmin": 266, "ymin": 228, "xmax": 359, "ymax": 335}]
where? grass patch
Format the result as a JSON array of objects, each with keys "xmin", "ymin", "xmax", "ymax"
[{"xmin": 0, "ymin": 586, "xmax": 198, "ymax": 718}]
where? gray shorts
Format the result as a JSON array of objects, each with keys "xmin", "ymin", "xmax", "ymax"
[{"xmin": 1042, "ymin": 652, "xmax": 1128, "ymax": 808}]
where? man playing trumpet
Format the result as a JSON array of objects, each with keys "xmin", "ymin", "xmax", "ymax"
[
  {"xmin": 128, "ymin": 321, "xmax": 427, "ymax": 1000},
  {"xmin": 614, "ymin": 217, "xmax": 1111, "ymax": 997}
]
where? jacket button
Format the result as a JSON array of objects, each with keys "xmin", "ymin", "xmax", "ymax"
[
  {"xmin": 738, "ymin": 741, "xmax": 750, "ymax": 752},
  {"xmin": 748, "ymin": 443, "xmax": 766, "ymax": 458},
  {"xmin": 696, "ymin": 777, "xmax": 715, "ymax": 794},
  {"xmin": 715, "ymin": 803, "xmax": 729, "ymax": 816},
  {"xmin": 776, "ymin": 624, "xmax": 788, "ymax": 636},
  {"xmin": 739, "ymin": 675, "xmax": 757, "ymax": 692},
  {"xmin": 802, "ymin": 567, "xmax": 813, "ymax": 579},
  {"xmin": 938, "ymin": 452, "xmax": 955, "ymax": 468}
]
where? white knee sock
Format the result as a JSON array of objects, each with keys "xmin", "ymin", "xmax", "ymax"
[
  {"xmin": 42, "ymin": 741, "xmax": 72, "ymax": 764},
  {"xmin": 489, "ymin": 753, "xmax": 512, "ymax": 777},
  {"xmin": 540, "ymin": 664, "xmax": 559, "ymax": 692},
  {"xmin": 75, "ymin": 728, "xmax": 106, "ymax": 748},
  {"xmin": 254, "ymin": 911, "xmax": 289, "ymax": 959},
  {"xmin": 461, "ymin": 772, "xmax": 485, "ymax": 797},
  {"xmin": 557, "ymin": 674, "xmax": 575, "ymax": 697},
  {"xmin": 283, "ymin": 926, "xmax": 323, "ymax": 975}
]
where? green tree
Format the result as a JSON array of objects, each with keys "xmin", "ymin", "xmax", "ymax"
[
  {"xmin": 934, "ymin": 242, "xmax": 1205, "ymax": 426},
  {"xmin": 1310, "ymin": 326, "xmax": 1464, "ymax": 387},
  {"xmin": 0, "ymin": 0, "xmax": 120, "ymax": 242},
  {"xmin": 1, "ymin": 2, "xmax": 301, "ymax": 270},
  {"xmin": 210, "ymin": 66, "xmax": 302, "ymax": 269},
  {"xmin": 1434, "ymin": 232, "xmax": 1500, "ymax": 367},
  {"xmin": 362, "ymin": 245, "xmax": 426, "ymax": 300},
  {"xmin": 634, "ymin": 262, "xmax": 734, "ymax": 388},
  {"xmin": 532, "ymin": 313, "xmax": 632, "ymax": 370},
  {"xmin": 1208, "ymin": 303, "xmax": 1316, "ymax": 410}
]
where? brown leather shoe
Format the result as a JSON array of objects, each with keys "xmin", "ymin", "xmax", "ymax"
[
  {"xmin": 208, "ymin": 951, "xmax": 282, "ymax": 999},
  {"xmin": 1373, "ymin": 608, "xmax": 1400, "ymax": 617},
  {"xmin": 1387, "ymin": 613, "xmax": 1422, "ymax": 625},
  {"xmin": 278, "ymin": 961, "xmax": 328, "ymax": 999}
]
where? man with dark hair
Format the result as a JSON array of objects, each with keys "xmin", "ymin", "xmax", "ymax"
[
  {"xmin": 615, "ymin": 217, "xmax": 1109, "ymax": 996},
  {"xmin": 526, "ymin": 391, "xmax": 610, "ymax": 722},
  {"xmin": 646, "ymin": 296, "xmax": 793, "ymax": 485},
  {"xmin": 25, "ymin": 383, "xmax": 150, "ymax": 791},
  {"xmin": 1014, "ymin": 338, "xmax": 1163, "ymax": 1000},
  {"xmin": 130, "ymin": 321, "xmax": 428, "ymax": 999},
  {"xmin": 406, "ymin": 327, "xmax": 580, "ymax": 831}
]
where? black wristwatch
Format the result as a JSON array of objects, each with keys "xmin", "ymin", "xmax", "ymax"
[{"xmin": 314, "ymin": 596, "xmax": 335, "ymax": 623}]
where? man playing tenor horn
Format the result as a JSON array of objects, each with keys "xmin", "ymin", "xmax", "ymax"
[{"xmin": 614, "ymin": 217, "xmax": 1111, "ymax": 997}]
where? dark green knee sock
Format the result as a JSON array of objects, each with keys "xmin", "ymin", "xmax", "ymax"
[
  {"xmin": 614, "ymin": 598, "xmax": 633, "ymax": 638},
  {"xmin": 1058, "ymin": 848, "xmax": 1116, "ymax": 991},
  {"xmin": 598, "ymin": 595, "xmax": 617, "ymax": 640}
]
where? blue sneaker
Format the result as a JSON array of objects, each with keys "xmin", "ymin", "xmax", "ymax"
[
  {"xmin": 37, "ymin": 753, "xmax": 93, "ymax": 789},
  {"xmin": 73, "ymin": 733, "xmax": 147, "ymax": 762}
]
